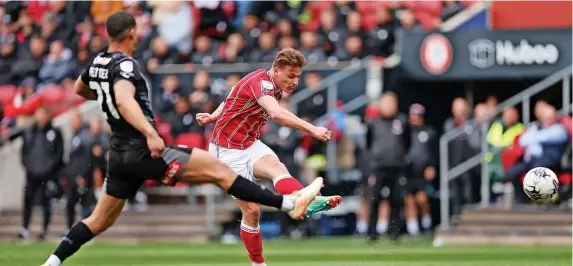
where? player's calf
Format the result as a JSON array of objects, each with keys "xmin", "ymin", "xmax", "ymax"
[{"xmin": 43, "ymin": 193, "xmax": 125, "ymax": 266}]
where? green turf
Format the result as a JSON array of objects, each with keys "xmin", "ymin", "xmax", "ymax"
[{"xmin": 1, "ymin": 237, "xmax": 571, "ymax": 266}]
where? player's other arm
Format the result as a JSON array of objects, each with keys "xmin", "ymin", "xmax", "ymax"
[
  {"xmin": 74, "ymin": 76, "xmax": 97, "ymax": 100},
  {"xmin": 114, "ymin": 80, "xmax": 158, "ymax": 138},
  {"xmin": 196, "ymin": 101, "xmax": 224, "ymax": 126},
  {"xmin": 259, "ymin": 95, "xmax": 331, "ymax": 141}
]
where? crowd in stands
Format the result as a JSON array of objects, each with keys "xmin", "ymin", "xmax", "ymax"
[
  {"xmin": 441, "ymin": 96, "xmax": 572, "ymax": 212},
  {"xmin": 0, "ymin": 1, "xmax": 476, "ymax": 136}
]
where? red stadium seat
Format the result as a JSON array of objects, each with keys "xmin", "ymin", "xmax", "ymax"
[
  {"xmin": 38, "ymin": 85, "xmax": 65, "ymax": 105},
  {"xmin": 175, "ymin": 133, "xmax": 205, "ymax": 149},
  {"xmin": 560, "ymin": 116, "xmax": 572, "ymax": 136},
  {"xmin": 558, "ymin": 172, "xmax": 572, "ymax": 185},
  {"xmin": 0, "ymin": 85, "xmax": 17, "ymax": 105},
  {"xmin": 157, "ymin": 122, "xmax": 174, "ymax": 145},
  {"xmin": 501, "ymin": 133, "xmax": 524, "ymax": 170}
]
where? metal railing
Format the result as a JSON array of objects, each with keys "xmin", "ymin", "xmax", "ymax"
[
  {"xmin": 439, "ymin": 65, "xmax": 573, "ymax": 230},
  {"xmin": 288, "ymin": 58, "xmax": 371, "ymax": 183}
]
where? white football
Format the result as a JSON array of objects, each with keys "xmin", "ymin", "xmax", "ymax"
[{"xmin": 522, "ymin": 167, "xmax": 559, "ymax": 203}]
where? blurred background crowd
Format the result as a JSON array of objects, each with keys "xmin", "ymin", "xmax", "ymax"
[{"xmin": 0, "ymin": 0, "xmax": 570, "ymax": 244}]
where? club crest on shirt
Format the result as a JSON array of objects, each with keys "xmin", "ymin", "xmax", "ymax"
[
  {"xmin": 391, "ymin": 119, "xmax": 403, "ymax": 135},
  {"xmin": 261, "ymin": 80, "xmax": 274, "ymax": 94},
  {"xmin": 120, "ymin": 60, "xmax": 134, "ymax": 79}
]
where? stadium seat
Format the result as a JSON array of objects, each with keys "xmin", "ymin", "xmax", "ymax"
[
  {"xmin": 157, "ymin": 122, "xmax": 174, "ymax": 145},
  {"xmin": 38, "ymin": 85, "xmax": 65, "ymax": 105},
  {"xmin": 175, "ymin": 133, "xmax": 205, "ymax": 149},
  {"xmin": 560, "ymin": 116, "xmax": 572, "ymax": 136},
  {"xmin": 501, "ymin": 134, "xmax": 524, "ymax": 170},
  {"xmin": 0, "ymin": 85, "xmax": 17, "ymax": 105}
]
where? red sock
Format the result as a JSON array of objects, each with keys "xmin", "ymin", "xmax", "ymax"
[
  {"xmin": 274, "ymin": 176, "xmax": 304, "ymax": 195},
  {"xmin": 240, "ymin": 223, "xmax": 264, "ymax": 264}
]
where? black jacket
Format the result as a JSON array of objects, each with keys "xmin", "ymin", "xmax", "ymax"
[
  {"xmin": 365, "ymin": 114, "xmax": 411, "ymax": 173},
  {"xmin": 65, "ymin": 125, "xmax": 93, "ymax": 182},
  {"xmin": 18, "ymin": 123, "xmax": 64, "ymax": 178},
  {"xmin": 408, "ymin": 124, "xmax": 438, "ymax": 174}
]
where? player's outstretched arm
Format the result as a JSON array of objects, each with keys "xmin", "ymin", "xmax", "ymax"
[
  {"xmin": 196, "ymin": 101, "xmax": 224, "ymax": 126},
  {"xmin": 259, "ymin": 95, "xmax": 331, "ymax": 141},
  {"xmin": 114, "ymin": 80, "xmax": 164, "ymax": 157},
  {"xmin": 74, "ymin": 76, "xmax": 97, "ymax": 100}
]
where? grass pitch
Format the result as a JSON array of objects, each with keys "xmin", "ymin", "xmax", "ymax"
[{"xmin": 1, "ymin": 237, "xmax": 571, "ymax": 266}]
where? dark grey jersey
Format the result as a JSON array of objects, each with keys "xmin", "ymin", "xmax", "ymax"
[{"xmin": 81, "ymin": 52, "xmax": 155, "ymax": 151}]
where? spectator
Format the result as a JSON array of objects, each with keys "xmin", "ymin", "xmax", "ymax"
[
  {"xmin": 346, "ymin": 11, "xmax": 367, "ymax": 41},
  {"xmin": 333, "ymin": 0, "xmax": 355, "ymax": 22},
  {"xmin": 87, "ymin": 34, "xmax": 106, "ymax": 59},
  {"xmin": 487, "ymin": 107, "xmax": 525, "ymax": 150},
  {"xmin": 443, "ymin": 98, "xmax": 475, "ymax": 221},
  {"xmin": 72, "ymin": 17, "xmax": 95, "ymax": 52},
  {"xmin": 276, "ymin": 18, "xmax": 296, "ymax": 39},
  {"xmin": 485, "ymin": 95, "xmax": 498, "ymax": 118},
  {"xmin": 154, "ymin": 75, "xmax": 182, "ymax": 118},
  {"xmin": 133, "ymin": 9, "xmax": 156, "ymax": 60},
  {"xmin": 363, "ymin": 91, "xmax": 410, "ymax": 242},
  {"xmin": 227, "ymin": 33, "xmax": 246, "ymax": 56},
  {"xmin": 507, "ymin": 103, "xmax": 568, "ymax": 203},
  {"xmin": 38, "ymin": 40, "xmax": 76, "ymax": 90},
  {"xmin": 240, "ymin": 14, "xmax": 261, "ymax": 53},
  {"xmin": 399, "ymin": 9, "xmax": 424, "ymax": 31},
  {"xmin": 143, "ymin": 36, "xmax": 177, "ymax": 73},
  {"xmin": 0, "ymin": 41, "xmax": 17, "ymax": 84},
  {"xmin": 218, "ymin": 43, "xmax": 244, "ymax": 64},
  {"xmin": 405, "ymin": 104, "xmax": 437, "ymax": 235},
  {"xmin": 73, "ymin": 48, "xmax": 91, "ymax": 77},
  {"xmin": 16, "ymin": 107, "xmax": 64, "ymax": 241},
  {"xmin": 12, "ymin": 35, "xmax": 46, "ymax": 80},
  {"xmin": 299, "ymin": 31, "xmax": 326, "ymax": 63},
  {"xmin": 250, "ymin": 31, "xmax": 278, "ymax": 62},
  {"xmin": 63, "ymin": 112, "xmax": 93, "ymax": 230},
  {"xmin": 164, "ymin": 96, "xmax": 203, "ymax": 137},
  {"xmin": 336, "ymin": 35, "xmax": 367, "ymax": 60},
  {"xmin": 261, "ymin": 99, "xmax": 302, "ymax": 178},
  {"xmin": 317, "ymin": 8, "xmax": 347, "ymax": 56},
  {"xmin": 14, "ymin": 9, "xmax": 36, "ymax": 44},
  {"xmin": 298, "ymin": 72, "xmax": 326, "ymax": 121},
  {"xmin": 157, "ymin": 2, "xmax": 193, "ymax": 54},
  {"xmin": 191, "ymin": 35, "xmax": 216, "ymax": 65},
  {"xmin": 189, "ymin": 71, "xmax": 212, "ymax": 111},
  {"xmin": 194, "ymin": 0, "xmax": 229, "ymax": 39},
  {"xmin": 366, "ymin": 6, "xmax": 395, "ymax": 57},
  {"xmin": 278, "ymin": 35, "xmax": 297, "ymax": 50},
  {"xmin": 88, "ymin": 117, "xmax": 109, "ymax": 200}
]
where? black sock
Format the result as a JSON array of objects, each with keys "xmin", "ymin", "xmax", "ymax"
[
  {"xmin": 53, "ymin": 221, "xmax": 94, "ymax": 262},
  {"xmin": 228, "ymin": 176, "xmax": 283, "ymax": 209}
]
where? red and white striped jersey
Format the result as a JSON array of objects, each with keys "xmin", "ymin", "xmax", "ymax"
[{"xmin": 210, "ymin": 69, "xmax": 282, "ymax": 149}]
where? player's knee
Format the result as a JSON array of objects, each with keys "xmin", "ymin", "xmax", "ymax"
[
  {"xmin": 404, "ymin": 195, "xmax": 416, "ymax": 206},
  {"xmin": 416, "ymin": 192, "xmax": 428, "ymax": 204},
  {"xmin": 242, "ymin": 204, "xmax": 261, "ymax": 222},
  {"xmin": 210, "ymin": 160, "xmax": 237, "ymax": 188}
]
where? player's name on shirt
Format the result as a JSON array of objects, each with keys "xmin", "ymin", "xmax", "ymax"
[{"xmin": 88, "ymin": 67, "xmax": 109, "ymax": 80}]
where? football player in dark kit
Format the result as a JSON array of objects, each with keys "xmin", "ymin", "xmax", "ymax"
[{"xmin": 41, "ymin": 11, "xmax": 322, "ymax": 266}]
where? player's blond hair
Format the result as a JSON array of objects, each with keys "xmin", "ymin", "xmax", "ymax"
[{"xmin": 272, "ymin": 48, "xmax": 308, "ymax": 69}]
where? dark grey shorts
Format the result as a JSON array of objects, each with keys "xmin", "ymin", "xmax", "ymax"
[{"xmin": 104, "ymin": 146, "xmax": 193, "ymax": 199}]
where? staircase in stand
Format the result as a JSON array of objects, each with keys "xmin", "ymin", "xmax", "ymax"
[
  {"xmin": 435, "ymin": 206, "xmax": 572, "ymax": 245},
  {"xmin": 0, "ymin": 205, "xmax": 233, "ymax": 243}
]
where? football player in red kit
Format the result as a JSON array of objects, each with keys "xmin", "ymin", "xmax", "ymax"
[{"xmin": 197, "ymin": 48, "xmax": 342, "ymax": 266}]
